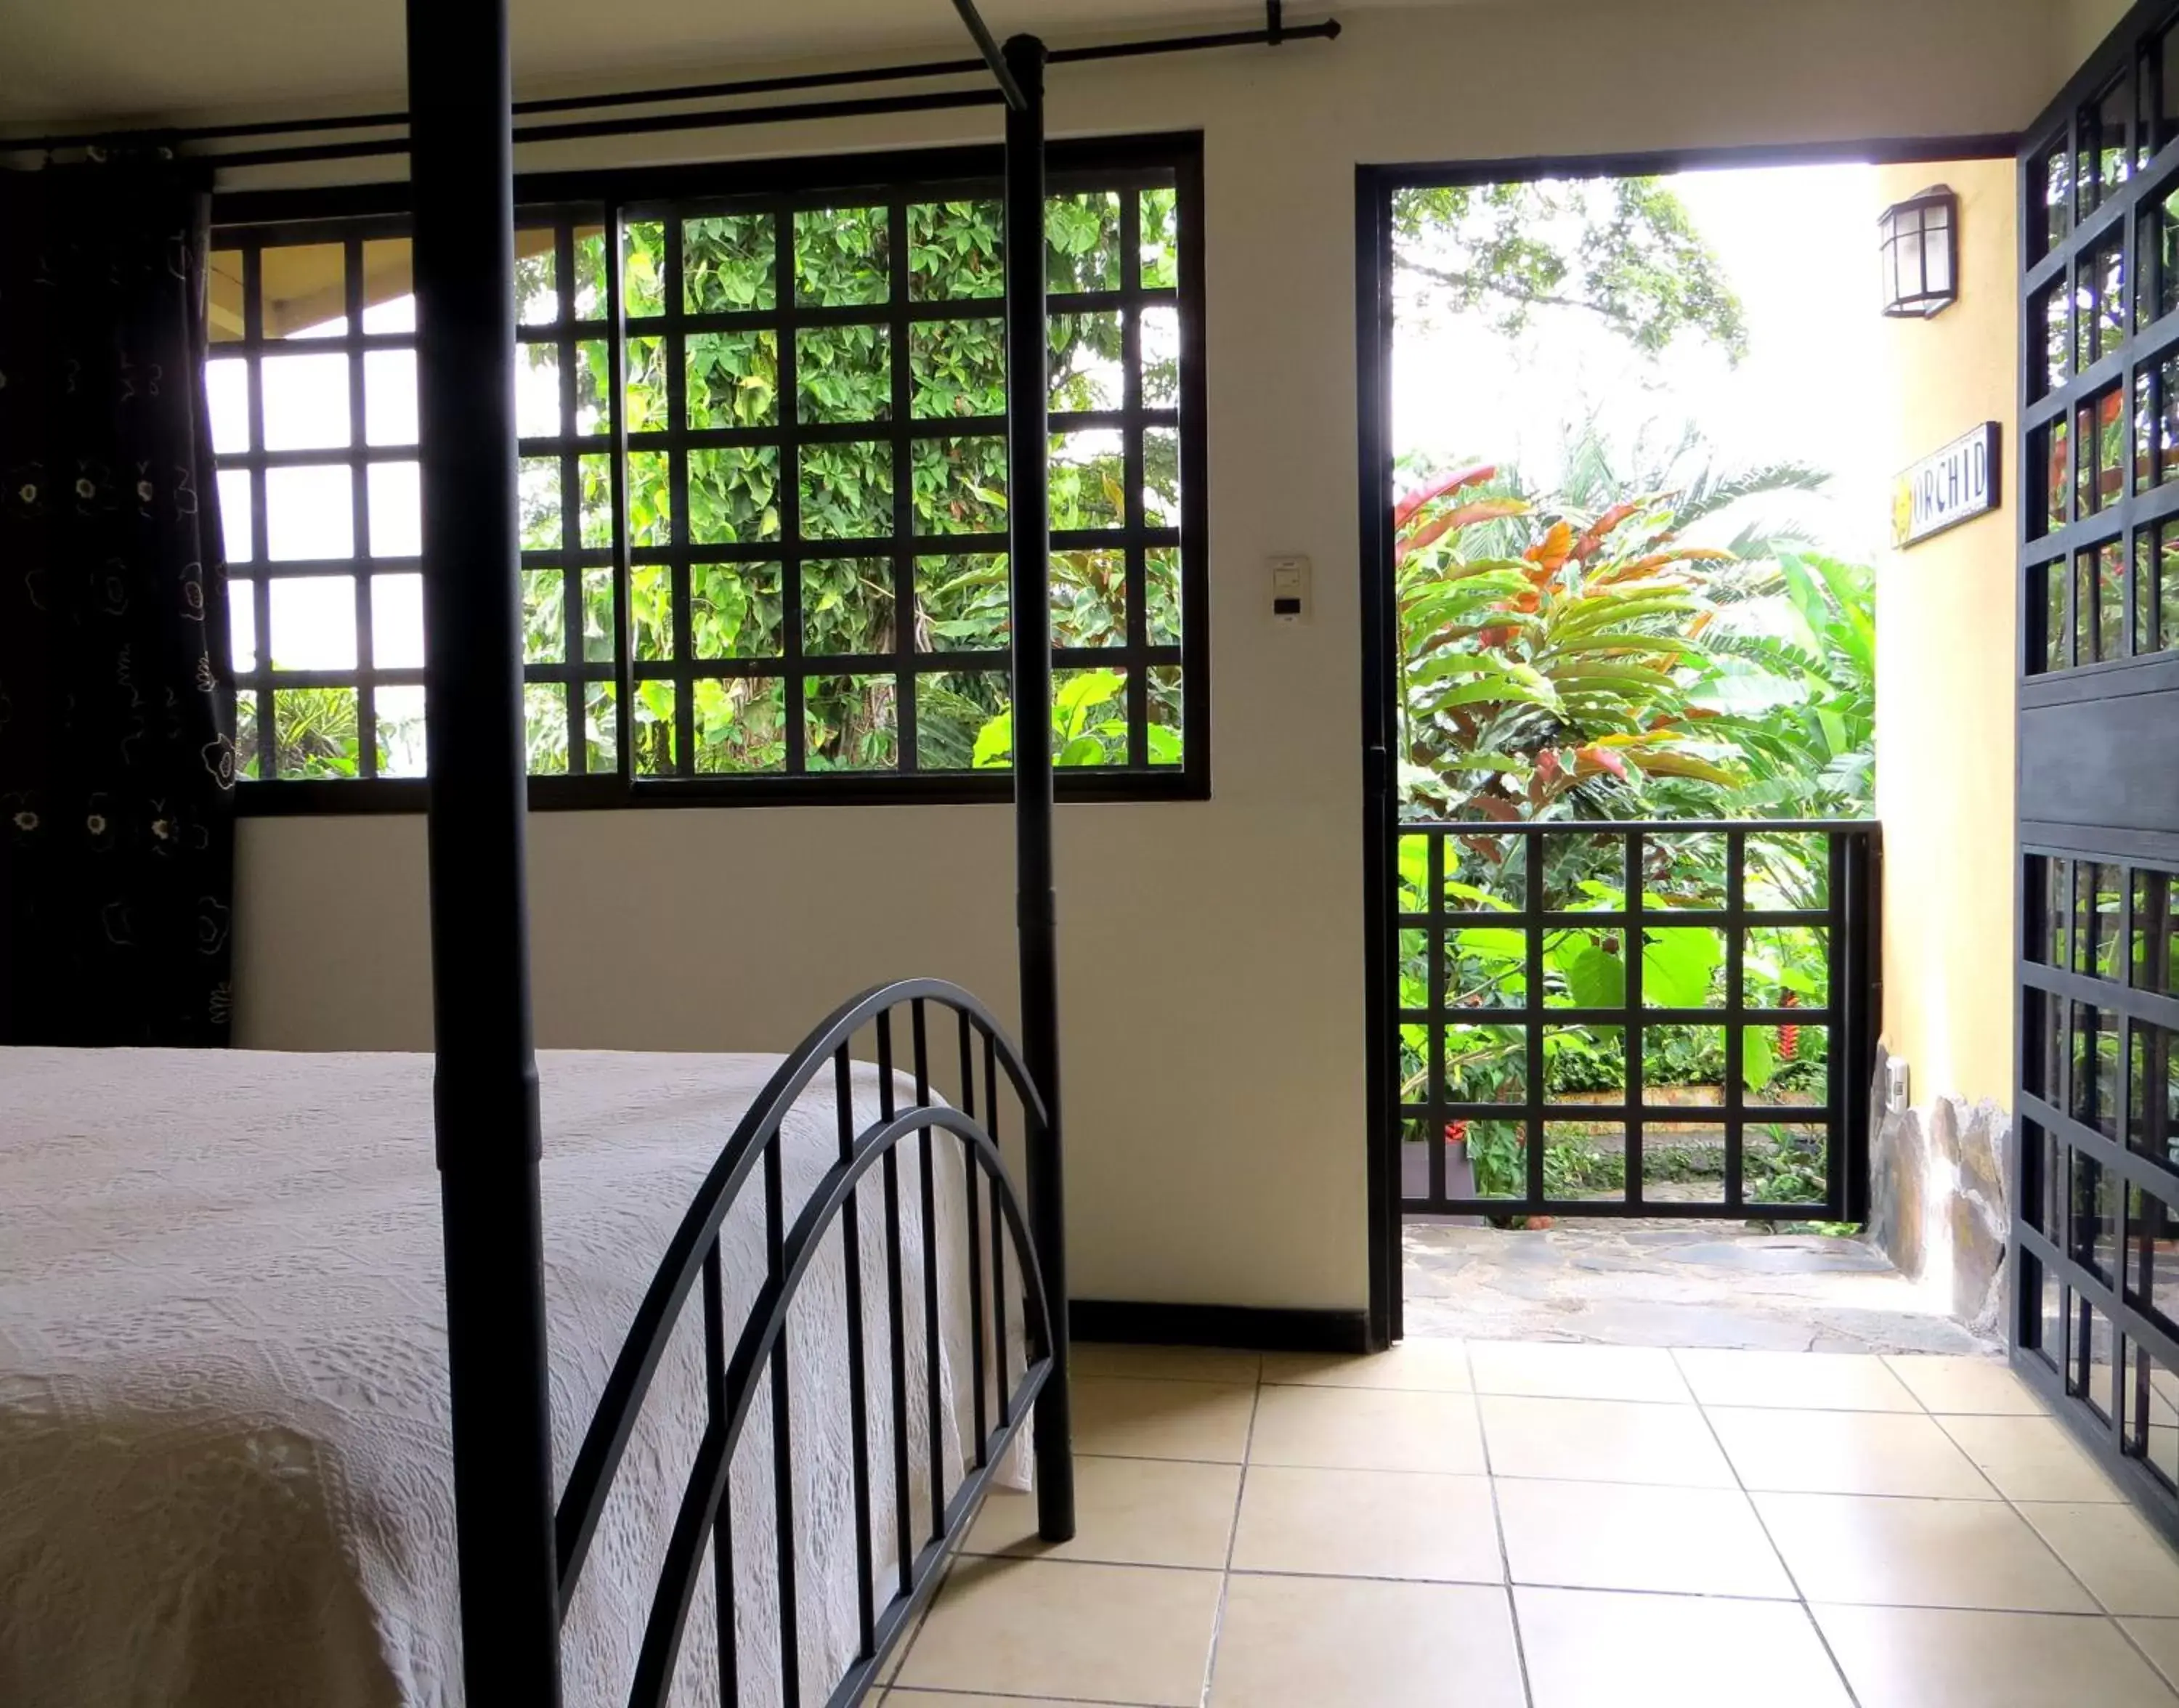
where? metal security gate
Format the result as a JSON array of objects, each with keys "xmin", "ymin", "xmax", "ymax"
[
  {"xmin": 1394, "ymin": 819, "xmax": 1880, "ymax": 1223},
  {"xmin": 2014, "ymin": 1, "xmax": 2179, "ymax": 1540}
]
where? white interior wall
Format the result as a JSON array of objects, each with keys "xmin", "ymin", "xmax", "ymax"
[{"xmin": 232, "ymin": 0, "xmax": 2069, "ymax": 1312}]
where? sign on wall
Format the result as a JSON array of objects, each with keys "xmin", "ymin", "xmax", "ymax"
[{"xmin": 1891, "ymin": 422, "xmax": 2001, "ymax": 548}]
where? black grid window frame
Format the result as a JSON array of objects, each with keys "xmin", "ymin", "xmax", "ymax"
[
  {"xmin": 214, "ymin": 134, "xmax": 1210, "ymax": 813},
  {"xmin": 1394, "ymin": 820, "xmax": 1880, "ymax": 1222},
  {"xmin": 208, "ymin": 213, "xmax": 425, "ymax": 782}
]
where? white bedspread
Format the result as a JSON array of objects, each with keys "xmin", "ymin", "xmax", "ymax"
[{"xmin": 0, "ymin": 1046, "xmax": 1005, "ymax": 1708}]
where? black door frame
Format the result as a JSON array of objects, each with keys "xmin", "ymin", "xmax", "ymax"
[
  {"xmin": 2010, "ymin": 0, "xmax": 2179, "ymax": 1546},
  {"xmin": 1355, "ymin": 133, "xmax": 2017, "ymax": 1350}
]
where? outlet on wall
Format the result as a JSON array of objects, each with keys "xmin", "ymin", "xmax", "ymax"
[{"xmin": 1884, "ymin": 1057, "xmax": 1911, "ymax": 1115}]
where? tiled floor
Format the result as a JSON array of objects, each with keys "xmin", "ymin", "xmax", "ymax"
[{"xmin": 875, "ymin": 1340, "xmax": 2179, "ymax": 1707}]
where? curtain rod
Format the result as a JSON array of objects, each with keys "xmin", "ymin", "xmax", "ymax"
[{"xmin": 1, "ymin": 17, "xmax": 1339, "ymax": 160}]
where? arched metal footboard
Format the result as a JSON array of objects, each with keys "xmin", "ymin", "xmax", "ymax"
[{"xmin": 556, "ymin": 979, "xmax": 1068, "ymax": 1708}]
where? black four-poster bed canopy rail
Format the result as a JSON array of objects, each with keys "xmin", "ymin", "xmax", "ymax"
[{"xmin": 2, "ymin": 4, "xmax": 1339, "ymax": 1703}]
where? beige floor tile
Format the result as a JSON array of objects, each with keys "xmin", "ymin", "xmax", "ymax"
[
  {"xmin": 1496, "ymin": 1476, "xmax": 1793, "ymax": 1598},
  {"xmin": 1708, "ymin": 1405, "xmax": 1996, "ymax": 1497},
  {"xmin": 1755, "ymin": 1491, "xmax": 2100, "ymax": 1611},
  {"xmin": 1210, "ymin": 1573, "xmax": 1524, "ymax": 1707},
  {"xmin": 962, "ymin": 1455, "xmax": 1240, "ymax": 1569},
  {"xmin": 1939, "ymin": 1412, "xmax": 2126, "ymax": 1501},
  {"xmin": 1229, "ymin": 1465, "xmax": 1503, "ymax": 1582},
  {"xmin": 1260, "ymin": 1338, "xmax": 1472, "ymax": 1392},
  {"xmin": 1815, "ymin": 1603, "xmax": 2178, "ymax": 1707},
  {"xmin": 1675, "ymin": 1348, "xmax": 1918, "ymax": 1412},
  {"xmin": 1071, "ymin": 1375, "xmax": 1257, "ymax": 1463},
  {"xmin": 1248, "ymin": 1383, "xmax": 1485, "ymax": 1475},
  {"xmin": 1885, "ymin": 1352, "xmax": 2048, "ymax": 1415},
  {"xmin": 2124, "ymin": 1617, "xmax": 2179, "ymax": 1690},
  {"xmin": 894, "ymin": 1556, "xmax": 1220, "ymax": 1705},
  {"xmin": 2022, "ymin": 1501, "xmax": 2179, "ymax": 1616},
  {"xmin": 1072, "ymin": 1342, "xmax": 1263, "ymax": 1384},
  {"xmin": 880, "ymin": 1695, "xmax": 1079, "ymax": 1706},
  {"xmin": 1469, "ymin": 1339, "xmax": 1690, "ymax": 1402},
  {"xmin": 1516, "ymin": 1586, "xmax": 1851, "ymax": 1707},
  {"xmin": 1478, "ymin": 1394, "xmax": 1736, "ymax": 1487}
]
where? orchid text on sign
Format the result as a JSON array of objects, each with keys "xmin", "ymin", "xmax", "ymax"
[{"xmin": 1891, "ymin": 422, "xmax": 2000, "ymax": 548}]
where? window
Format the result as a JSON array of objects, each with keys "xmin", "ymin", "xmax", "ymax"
[{"xmin": 208, "ymin": 137, "xmax": 1206, "ymax": 804}]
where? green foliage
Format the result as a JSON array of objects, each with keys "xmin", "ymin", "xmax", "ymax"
[{"xmin": 1393, "ymin": 178, "xmax": 1748, "ymax": 360}]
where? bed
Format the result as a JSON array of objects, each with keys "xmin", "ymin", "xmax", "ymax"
[{"xmin": 1, "ymin": 1001, "xmax": 1049, "ymax": 1708}]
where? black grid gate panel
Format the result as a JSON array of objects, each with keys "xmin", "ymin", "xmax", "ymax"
[{"xmin": 1395, "ymin": 819, "xmax": 1880, "ymax": 1221}]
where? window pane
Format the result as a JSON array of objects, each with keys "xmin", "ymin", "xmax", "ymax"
[
  {"xmin": 1128, "ymin": 554, "xmax": 1174, "ymax": 660},
  {"xmin": 796, "ymin": 325, "xmax": 891, "ymax": 424},
  {"xmin": 1145, "ymin": 426, "xmax": 1182, "ymax": 526},
  {"xmin": 691, "ymin": 562, "xmax": 782, "ymax": 659},
  {"xmin": 268, "ymin": 576, "xmax": 357, "ymax": 670},
  {"xmin": 206, "ymin": 359, "xmax": 250, "ymax": 454},
  {"xmin": 632, "ymin": 679, "xmax": 676, "ymax": 776},
  {"xmin": 582, "ymin": 567, "xmax": 614, "ymax": 662},
  {"xmin": 371, "ymin": 572, "xmax": 424, "ymax": 668},
  {"xmin": 692, "ymin": 677, "xmax": 787, "ymax": 773},
  {"xmin": 909, "ymin": 318, "xmax": 1005, "ymax": 419},
  {"xmin": 208, "ymin": 249, "xmax": 246, "ymax": 342},
  {"xmin": 519, "ymin": 457, "xmax": 561, "ymax": 550},
  {"xmin": 515, "ymin": 230, "xmax": 557, "ymax": 325},
  {"xmin": 1148, "ymin": 664, "xmax": 1183, "ymax": 765},
  {"xmin": 1140, "ymin": 187, "xmax": 1180, "ymax": 289},
  {"xmin": 272, "ymin": 686, "xmax": 360, "ymax": 776},
  {"xmin": 364, "ymin": 349, "xmax": 418, "ymax": 446},
  {"xmin": 916, "ymin": 670, "xmax": 1007, "ymax": 770},
  {"xmin": 911, "ymin": 436, "xmax": 1007, "ymax": 537},
  {"xmin": 260, "ymin": 353, "xmax": 349, "ymax": 451},
  {"xmin": 572, "ymin": 227, "xmax": 609, "ymax": 320},
  {"xmin": 367, "ymin": 461, "xmax": 421, "ymax": 558},
  {"xmin": 804, "ymin": 674, "xmax": 900, "ymax": 770},
  {"xmin": 625, "ymin": 335, "xmax": 666, "ymax": 434},
  {"xmin": 228, "ymin": 577, "xmax": 257, "ymax": 672},
  {"xmin": 686, "ymin": 447, "xmax": 782, "ymax": 544},
  {"xmin": 1046, "ymin": 192, "xmax": 1121, "ymax": 291},
  {"xmin": 360, "ymin": 239, "xmax": 413, "ymax": 333},
  {"xmin": 216, "ymin": 469, "xmax": 254, "ymax": 562},
  {"xmin": 686, "ymin": 330, "xmax": 779, "ymax": 429},
  {"xmin": 2139, "ymin": 870, "xmax": 2179, "ymax": 994},
  {"xmin": 683, "ymin": 212, "xmax": 776, "ymax": 313},
  {"xmin": 795, "ymin": 206, "xmax": 890, "ymax": 306},
  {"xmin": 2133, "ymin": 1023, "xmax": 2179, "ymax": 1171},
  {"xmin": 580, "ymin": 452, "xmax": 617, "ymax": 548},
  {"xmin": 908, "ymin": 200, "xmax": 1002, "ymax": 301},
  {"xmin": 803, "ymin": 557, "xmax": 894, "ymax": 654},
  {"xmin": 626, "ymin": 449, "xmax": 670, "ymax": 548},
  {"xmin": 516, "ymin": 343, "xmax": 560, "ymax": 439},
  {"xmin": 1051, "ymin": 311, "xmax": 1123, "ymax": 410},
  {"xmin": 582, "ymin": 681, "xmax": 619, "ymax": 773},
  {"xmin": 523, "ymin": 569, "xmax": 565, "ymax": 664},
  {"xmin": 799, "ymin": 443, "xmax": 893, "ymax": 541},
  {"xmin": 575, "ymin": 339, "xmax": 609, "ymax": 435},
  {"xmin": 1050, "ymin": 429, "xmax": 1124, "ymax": 529},
  {"xmin": 915, "ymin": 553, "xmax": 1007, "ymax": 651},
  {"xmin": 264, "ymin": 465, "xmax": 352, "ymax": 561},
  {"xmin": 376, "ymin": 685, "xmax": 428, "ymax": 777},
  {"xmin": 622, "ymin": 219, "xmax": 667, "ymax": 318},
  {"xmin": 261, "ymin": 243, "xmax": 348, "ymax": 338},
  {"xmin": 524, "ymin": 683, "xmax": 569, "ymax": 775},
  {"xmin": 1052, "ymin": 667, "xmax": 1128, "ymax": 765},
  {"xmin": 1142, "ymin": 305, "xmax": 1181, "ymax": 408},
  {"xmin": 1052, "ymin": 548, "xmax": 1126, "ymax": 646}
]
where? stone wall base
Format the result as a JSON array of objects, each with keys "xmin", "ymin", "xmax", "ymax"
[{"xmin": 1867, "ymin": 1046, "xmax": 2013, "ymax": 1337}]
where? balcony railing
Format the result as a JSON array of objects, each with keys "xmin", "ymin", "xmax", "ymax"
[{"xmin": 1395, "ymin": 819, "xmax": 1880, "ymax": 1221}]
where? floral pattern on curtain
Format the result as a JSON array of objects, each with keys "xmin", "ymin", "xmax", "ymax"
[{"xmin": 0, "ymin": 161, "xmax": 238, "ymax": 1046}]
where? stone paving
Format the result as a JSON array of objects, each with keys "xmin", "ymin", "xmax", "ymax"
[{"xmin": 1403, "ymin": 1218, "xmax": 1995, "ymax": 1354}]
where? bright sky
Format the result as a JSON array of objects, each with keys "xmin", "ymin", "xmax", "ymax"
[{"xmin": 1392, "ymin": 163, "xmax": 1893, "ymax": 563}]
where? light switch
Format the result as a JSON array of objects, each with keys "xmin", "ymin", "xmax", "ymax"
[{"xmin": 1270, "ymin": 553, "xmax": 1312, "ymax": 622}]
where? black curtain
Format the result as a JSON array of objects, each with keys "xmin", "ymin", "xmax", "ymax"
[{"xmin": 0, "ymin": 162, "xmax": 238, "ymax": 1046}]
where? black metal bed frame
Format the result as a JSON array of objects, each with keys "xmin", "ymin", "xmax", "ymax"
[{"xmin": 8, "ymin": 4, "xmax": 1342, "ymax": 1702}]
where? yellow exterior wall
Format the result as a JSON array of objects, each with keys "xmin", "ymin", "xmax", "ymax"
[{"xmin": 1874, "ymin": 158, "xmax": 2020, "ymax": 1107}]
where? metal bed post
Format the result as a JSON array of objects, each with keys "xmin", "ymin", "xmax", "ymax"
[
  {"xmin": 997, "ymin": 28, "xmax": 1076, "ymax": 1544},
  {"xmin": 407, "ymin": 0, "xmax": 562, "ymax": 1697}
]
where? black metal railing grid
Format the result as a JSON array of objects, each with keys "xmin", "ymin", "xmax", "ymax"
[
  {"xmin": 1396, "ymin": 820, "xmax": 1880, "ymax": 1221},
  {"xmin": 555, "ymin": 979, "xmax": 1057, "ymax": 1708}
]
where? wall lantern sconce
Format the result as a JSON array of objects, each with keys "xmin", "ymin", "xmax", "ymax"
[{"xmin": 1879, "ymin": 184, "xmax": 1960, "ymax": 317}]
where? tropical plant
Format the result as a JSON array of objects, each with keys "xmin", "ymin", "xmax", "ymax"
[{"xmin": 1393, "ymin": 462, "xmax": 1746, "ymax": 818}]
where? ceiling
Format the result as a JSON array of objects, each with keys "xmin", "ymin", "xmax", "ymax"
[{"xmin": 0, "ymin": 1, "xmax": 1427, "ymax": 131}]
